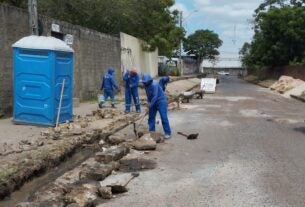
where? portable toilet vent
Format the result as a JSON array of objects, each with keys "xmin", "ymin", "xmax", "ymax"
[{"xmin": 12, "ymin": 35, "xmax": 74, "ymax": 126}]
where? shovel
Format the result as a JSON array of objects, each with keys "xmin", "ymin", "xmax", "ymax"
[
  {"xmin": 177, "ymin": 132, "xmax": 199, "ymax": 140},
  {"xmin": 110, "ymin": 172, "xmax": 140, "ymax": 194}
]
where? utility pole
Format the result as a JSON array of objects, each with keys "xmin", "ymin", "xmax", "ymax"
[
  {"xmin": 179, "ymin": 11, "xmax": 183, "ymax": 76},
  {"xmin": 28, "ymin": 0, "xmax": 38, "ymax": 35}
]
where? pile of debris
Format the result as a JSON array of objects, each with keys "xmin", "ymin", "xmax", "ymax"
[
  {"xmin": 270, "ymin": 75, "xmax": 304, "ymax": 94},
  {"xmin": 16, "ymin": 131, "xmax": 162, "ymax": 207}
]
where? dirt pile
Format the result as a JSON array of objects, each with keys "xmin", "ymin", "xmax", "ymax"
[
  {"xmin": 269, "ymin": 75, "xmax": 304, "ymax": 94},
  {"xmin": 283, "ymin": 83, "xmax": 305, "ymax": 98}
]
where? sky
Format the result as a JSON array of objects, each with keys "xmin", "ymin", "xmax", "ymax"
[{"xmin": 171, "ymin": 0, "xmax": 264, "ymax": 68}]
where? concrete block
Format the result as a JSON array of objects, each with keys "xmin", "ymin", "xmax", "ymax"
[{"xmin": 95, "ymin": 146, "xmax": 129, "ymax": 163}]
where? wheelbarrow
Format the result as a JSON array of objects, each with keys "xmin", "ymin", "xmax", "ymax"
[{"xmin": 180, "ymin": 91, "xmax": 195, "ymax": 103}]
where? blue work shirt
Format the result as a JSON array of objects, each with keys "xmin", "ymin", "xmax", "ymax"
[
  {"xmin": 101, "ymin": 68, "xmax": 119, "ymax": 90},
  {"xmin": 144, "ymin": 80, "xmax": 166, "ymax": 109},
  {"xmin": 159, "ymin": 76, "xmax": 170, "ymax": 91},
  {"xmin": 123, "ymin": 71, "xmax": 139, "ymax": 88}
]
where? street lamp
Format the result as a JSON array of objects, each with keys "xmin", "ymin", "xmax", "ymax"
[{"xmin": 179, "ymin": 9, "xmax": 198, "ymax": 76}]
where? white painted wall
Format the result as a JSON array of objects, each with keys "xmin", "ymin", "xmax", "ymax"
[{"xmin": 120, "ymin": 32, "xmax": 158, "ymax": 78}]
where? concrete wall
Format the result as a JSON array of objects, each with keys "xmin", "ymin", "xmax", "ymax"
[
  {"xmin": 251, "ymin": 65, "xmax": 305, "ymax": 81},
  {"xmin": 0, "ymin": 4, "xmax": 121, "ymax": 115},
  {"xmin": 120, "ymin": 32, "xmax": 158, "ymax": 78}
]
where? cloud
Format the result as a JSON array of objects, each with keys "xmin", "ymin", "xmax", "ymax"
[
  {"xmin": 171, "ymin": 2, "xmax": 193, "ymax": 17},
  {"xmin": 173, "ymin": 0, "xmax": 263, "ymax": 67}
]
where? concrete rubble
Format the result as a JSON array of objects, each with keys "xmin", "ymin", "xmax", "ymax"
[
  {"xmin": 119, "ymin": 150, "xmax": 157, "ymax": 172},
  {"xmin": 100, "ymin": 173, "xmax": 137, "ymax": 194},
  {"xmin": 94, "ymin": 145, "xmax": 130, "ymax": 164},
  {"xmin": 78, "ymin": 162, "xmax": 120, "ymax": 181},
  {"xmin": 64, "ymin": 182, "xmax": 100, "ymax": 207},
  {"xmin": 107, "ymin": 133, "xmax": 132, "ymax": 145},
  {"xmin": 98, "ymin": 186, "xmax": 112, "ymax": 199},
  {"xmin": 0, "ymin": 77, "xmax": 201, "ymax": 204},
  {"xmin": 132, "ymin": 133, "xmax": 157, "ymax": 151}
]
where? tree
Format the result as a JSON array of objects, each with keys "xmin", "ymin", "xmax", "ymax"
[
  {"xmin": 0, "ymin": 0, "xmax": 184, "ymax": 56},
  {"xmin": 0, "ymin": 0, "xmax": 27, "ymax": 8},
  {"xmin": 241, "ymin": 1, "xmax": 305, "ymax": 69},
  {"xmin": 183, "ymin": 29, "xmax": 222, "ymax": 66},
  {"xmin": 239, "ymin": 42, "xmax": 252, "ymax": 68}
]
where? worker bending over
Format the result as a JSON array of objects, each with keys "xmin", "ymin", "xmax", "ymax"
[
  {"xmin": 123, "ymin": 68, "xmax": 141, "ymax": 113},
  {"xmin": 142, "ymin": 73, "xmax": 171, "ymax": 139}
]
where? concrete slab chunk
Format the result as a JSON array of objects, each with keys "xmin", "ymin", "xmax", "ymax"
[
  {"xmin": 79, "ymin": 162, "xmax": 119, "ymax": 181},
  {"xmin": 95, "ymin": 146, "xmax": 129, "ymax": 163},
  {"xmin": 100, "ymin": 173, "xmax": 137, "ymax": 194},
  {"xmin": 119, "ymin": 152, "xmax": 157, "ymax": 172},
  {"xmin": 64, "ymin": 183, "xmax": 99, "ymax": 207},
  {"xmin": 133, "ymin": 136, "xmax": 157, "ymax": 151}
]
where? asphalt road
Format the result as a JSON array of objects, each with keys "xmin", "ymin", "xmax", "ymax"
[{"xmin": 100, "ymin": 76, "xmax": 305, "ymax": 207}]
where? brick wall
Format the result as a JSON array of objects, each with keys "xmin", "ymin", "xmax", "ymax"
[{"xmin": 0, "ymin": 4, "xmax": 121, "ymax": 115}]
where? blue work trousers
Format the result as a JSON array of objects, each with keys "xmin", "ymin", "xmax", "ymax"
[
  {"xmin": 148, "ymin": 100, "xmax": 171, "ymax": 136},
  {"xmin": 103, "ymin": 89, "xmax": 115, "ymax": 105},
  {"xmin": 125, "ymin": 87, "xmax": 141, "ymax": 112}
]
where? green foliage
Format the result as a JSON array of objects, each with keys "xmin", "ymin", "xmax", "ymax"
[
  {"xmin": 0, "ymin": 0, "xmax": 184, "ymax": 56},
  {"xmin": 183, "ymin": 30, "xmax": 222, "ymax": 64},
  {"xmin": 240, "ymin": 1, "xmax": 305, "ymax": 70},
  {"xmin": 0, "ymin": 0, "xmax": 27, "ymax": 8},
  {"xmin": 158, "ymin": 64, "xmax": 180, "ymax": 76}
]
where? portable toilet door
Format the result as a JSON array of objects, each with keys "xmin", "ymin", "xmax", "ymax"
[
  {"xmin": 54, "ymin": 51, "xmax": 74, "ymax": 124},
  {"xmin": 12, "ymin": 35, "xmax": 74, "ymax": 126}
]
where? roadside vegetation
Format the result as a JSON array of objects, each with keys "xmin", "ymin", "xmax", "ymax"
[
  {"xmin": 240, "ymin": 0, "xmax": 305, "ymax": 73},
  {"xmin": 0, "ymin": 0, "xmax": 184, "ymax": 57},
  {"xmin": 184, "ymin": 29, "xmax": 223, "ymax": 67},
  {"xmin": 1, "ymin": 0, "xmax": 222, "ymax": 66}
]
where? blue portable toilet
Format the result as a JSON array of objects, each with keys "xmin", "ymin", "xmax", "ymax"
[{"xmin": 12, "ymin": 35, "xmax": 74, "ymax": 126}]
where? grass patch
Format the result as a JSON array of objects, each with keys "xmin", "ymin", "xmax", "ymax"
[{"xmin": 0, "ymin": 166, "xmax": 18, "ymax": 182}]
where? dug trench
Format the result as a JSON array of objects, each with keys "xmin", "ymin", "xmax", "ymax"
[
  {"xmin": 0, "ymin": 109, "xmax": 143, "ymax": 206},
  {"xmin": 8, "ymin": 128, "xmax": 162, "ymax": 206},
  {"xmin": 0, "ymin": 107, "xmax": 178, "ymax": 207},
  {"xmin": 0, "ymin": 78, "xmax": 200, "ymax": 206}
]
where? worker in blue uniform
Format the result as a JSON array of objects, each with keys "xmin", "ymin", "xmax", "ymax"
[
  {"xmin": 123, "ymin": 68, "xmax": 141, "ymax": 113},
  {"xmin": 142, "ymin": 73, "xmax": 171, "ymax": 139},
  {"xmin": 159, "ymin": 76, "xmax": 172, "ymax": 92},
  {"xmin": 100, "ymin": 67, "xmax": 120, "ymax": 108}
]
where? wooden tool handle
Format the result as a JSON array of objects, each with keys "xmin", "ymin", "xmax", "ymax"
[{"xmin": 177, "ymin": 132, "xmax": 188, "ymax": 137}]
